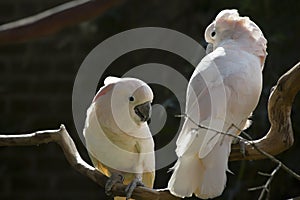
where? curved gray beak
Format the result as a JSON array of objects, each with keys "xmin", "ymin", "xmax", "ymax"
[{"xmin": 134, "ymin": 101, "xmax": 152, "ymax": 122}]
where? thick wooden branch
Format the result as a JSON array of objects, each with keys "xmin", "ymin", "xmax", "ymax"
[
  {"xmin": 0, "ymin": 0, "xmax": 125, "ymax": 45},
  {"xmin": 230, "ymin": 62, "xmax": 300, "ymax": 161}
]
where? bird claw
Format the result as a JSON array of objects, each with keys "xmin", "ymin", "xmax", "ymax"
[
  {"xmin": 124, "ymin": 178, "xmax": 145, "ymax": 200},
  {"xmin": 239, "ymin": 139, "xmax": 246, "ymax": 157},
  {"xmin": 105, "ymin": 173, "xmax": 124, "ymax": 197}
]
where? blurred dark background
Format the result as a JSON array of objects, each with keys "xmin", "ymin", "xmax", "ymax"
[{"xmin": 0, "ymin": 0, "xmax": 299, "ymax": 199}]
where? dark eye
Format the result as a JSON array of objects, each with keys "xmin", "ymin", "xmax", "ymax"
[
  {"xmin": 129, "ymin": 96, "xmax": 135, "ymax": 102},
  {"xmin": 211, "ymin": 31, "xmax": 216, "ymax": 38}
]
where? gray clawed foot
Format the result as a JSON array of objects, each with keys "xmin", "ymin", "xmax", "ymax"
[
  {"xmin": 239, "ymin": 139, "xmax": 246, "ymax": 157},
  {"xmin": 105, "ymin": 173, "xmax": 124, "ymax": 197},
  {"xmin": 232, "ymin": 138, "xmax": 247, "ymax": 157},
  {"xmin": 125, "ymin": 178, "xmax": 145, "ymax": 200}
]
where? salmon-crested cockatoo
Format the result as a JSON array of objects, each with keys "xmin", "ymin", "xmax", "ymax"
[
  {"xmin": 168, "ymin": 9, "xmax": 267, "ymax": 199},
  {"xmin": 83, "ymin": 77, "xmax": 155, "ymax": 200}
]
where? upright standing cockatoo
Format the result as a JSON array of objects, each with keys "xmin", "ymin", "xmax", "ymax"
[
  {"xmin": 168, "ymin": 9, "xmax": 267, "ymax": 199},
  {"xmin": 83, "ymin": 77, "xmax": 155, "ymax": 200}
]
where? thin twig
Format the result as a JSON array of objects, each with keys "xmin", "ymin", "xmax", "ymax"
[
  {"xmin": 231, "ymin": 124, "xmax": 300, "ymax": 181},
  {"xmin": 257, "ymin": 172, "xmax": 272, "ymax": 177},
  {"xmin": 180, "ymin": 114, "xmax": 300, "ymax": 182},
  {"xmin": 179, "ymin": 114, "xmax": 299, "ymax": 199},
  {"xmin": 248, "ymin": 163, "xmax": 281, "ymax": 200}
]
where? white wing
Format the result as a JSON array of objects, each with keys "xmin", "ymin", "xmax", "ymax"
[{"xmin": 176, "ymin": 46, "xmax": 262, "ymax": 158}]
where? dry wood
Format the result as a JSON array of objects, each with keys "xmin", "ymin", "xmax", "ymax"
[{"xmin": 230, "ymin": 62, "xmax": 300, "ymax": 161}]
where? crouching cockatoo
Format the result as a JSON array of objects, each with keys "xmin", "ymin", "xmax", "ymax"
[
  {"xmin": 83, "ymin": 77, "xmax": 155, "ymax": 200},
  {"xmin": 168, "ymin": 9, "xmax": 267, "ymax": 199}
]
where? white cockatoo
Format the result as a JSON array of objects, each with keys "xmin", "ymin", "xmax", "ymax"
[
  {"xmin": 83, "ymin": 77, "xmax": 155, "ymax": 200},
  {"xmin": 168, "ymin": 9, "xmax": 267, "ymax": 199}
]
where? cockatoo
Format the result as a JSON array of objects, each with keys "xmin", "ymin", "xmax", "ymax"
[
  {"xmin": 168, "ymin": 9, "xmax": 267, "ymax": 199},
  {"xmin": 83, "ymin": 77, "xmax": 155, "ymax": 200}
]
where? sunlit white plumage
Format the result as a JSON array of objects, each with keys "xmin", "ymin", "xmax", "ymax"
[
  {"xmin": 83, "ymin": 77, "xmax": 155, "ymax": 199},
  {"xmin": 168, "ymin": 9, "xmax": 267, "ymax": 199}
]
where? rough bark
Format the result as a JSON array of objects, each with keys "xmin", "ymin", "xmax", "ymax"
[{"xmin": 230, "ymin": 62, "xmax": 300, "ymax": 161}]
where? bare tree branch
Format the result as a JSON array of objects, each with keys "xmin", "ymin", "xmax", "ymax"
[
  {"xmin": 0, "ymin": 62, "xmax": 299, "ymax": 199},
  {"xmin": 0, "ymin": 125, "xmax": 164, "ymax": 200},
  {"xmin": 0, "ymin": 0, "xmax": 125, "ymax": 45},
  {"xmin": 248, "ymin": 163, "xmax": 281, "ymax": 200},
  {"xmin": 230, "ymin": 61, "xmax": 300, "ymax": 161}
]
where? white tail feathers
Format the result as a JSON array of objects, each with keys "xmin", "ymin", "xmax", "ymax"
[
  {"xmin": 168, "ymin": 155, "xmax": 203, "ymax": 198},
  {"xmin": 168, "ymin": 137, "xmax": 232, "ymax": 199},
  {"xmin": 195, "ymin": 148, "xmax": 228, "ymax": 199}
]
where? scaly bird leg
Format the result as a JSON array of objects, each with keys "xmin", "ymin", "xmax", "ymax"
[
  {"xmin": 105, "ymin": 172, "xmax": 124, "ymax": 197},
  {"xmin": 125, "ymin": 174, "xmax": 145, "ymax": 200}
]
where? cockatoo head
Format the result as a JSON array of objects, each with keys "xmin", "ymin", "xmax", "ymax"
[
  {"xmin": 205, "ymin": 9, "xmax": 267, "ymax": 67},
  {"xmin": 94, "ymin": 76, "xmax": 153, "ymax": 129}
]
